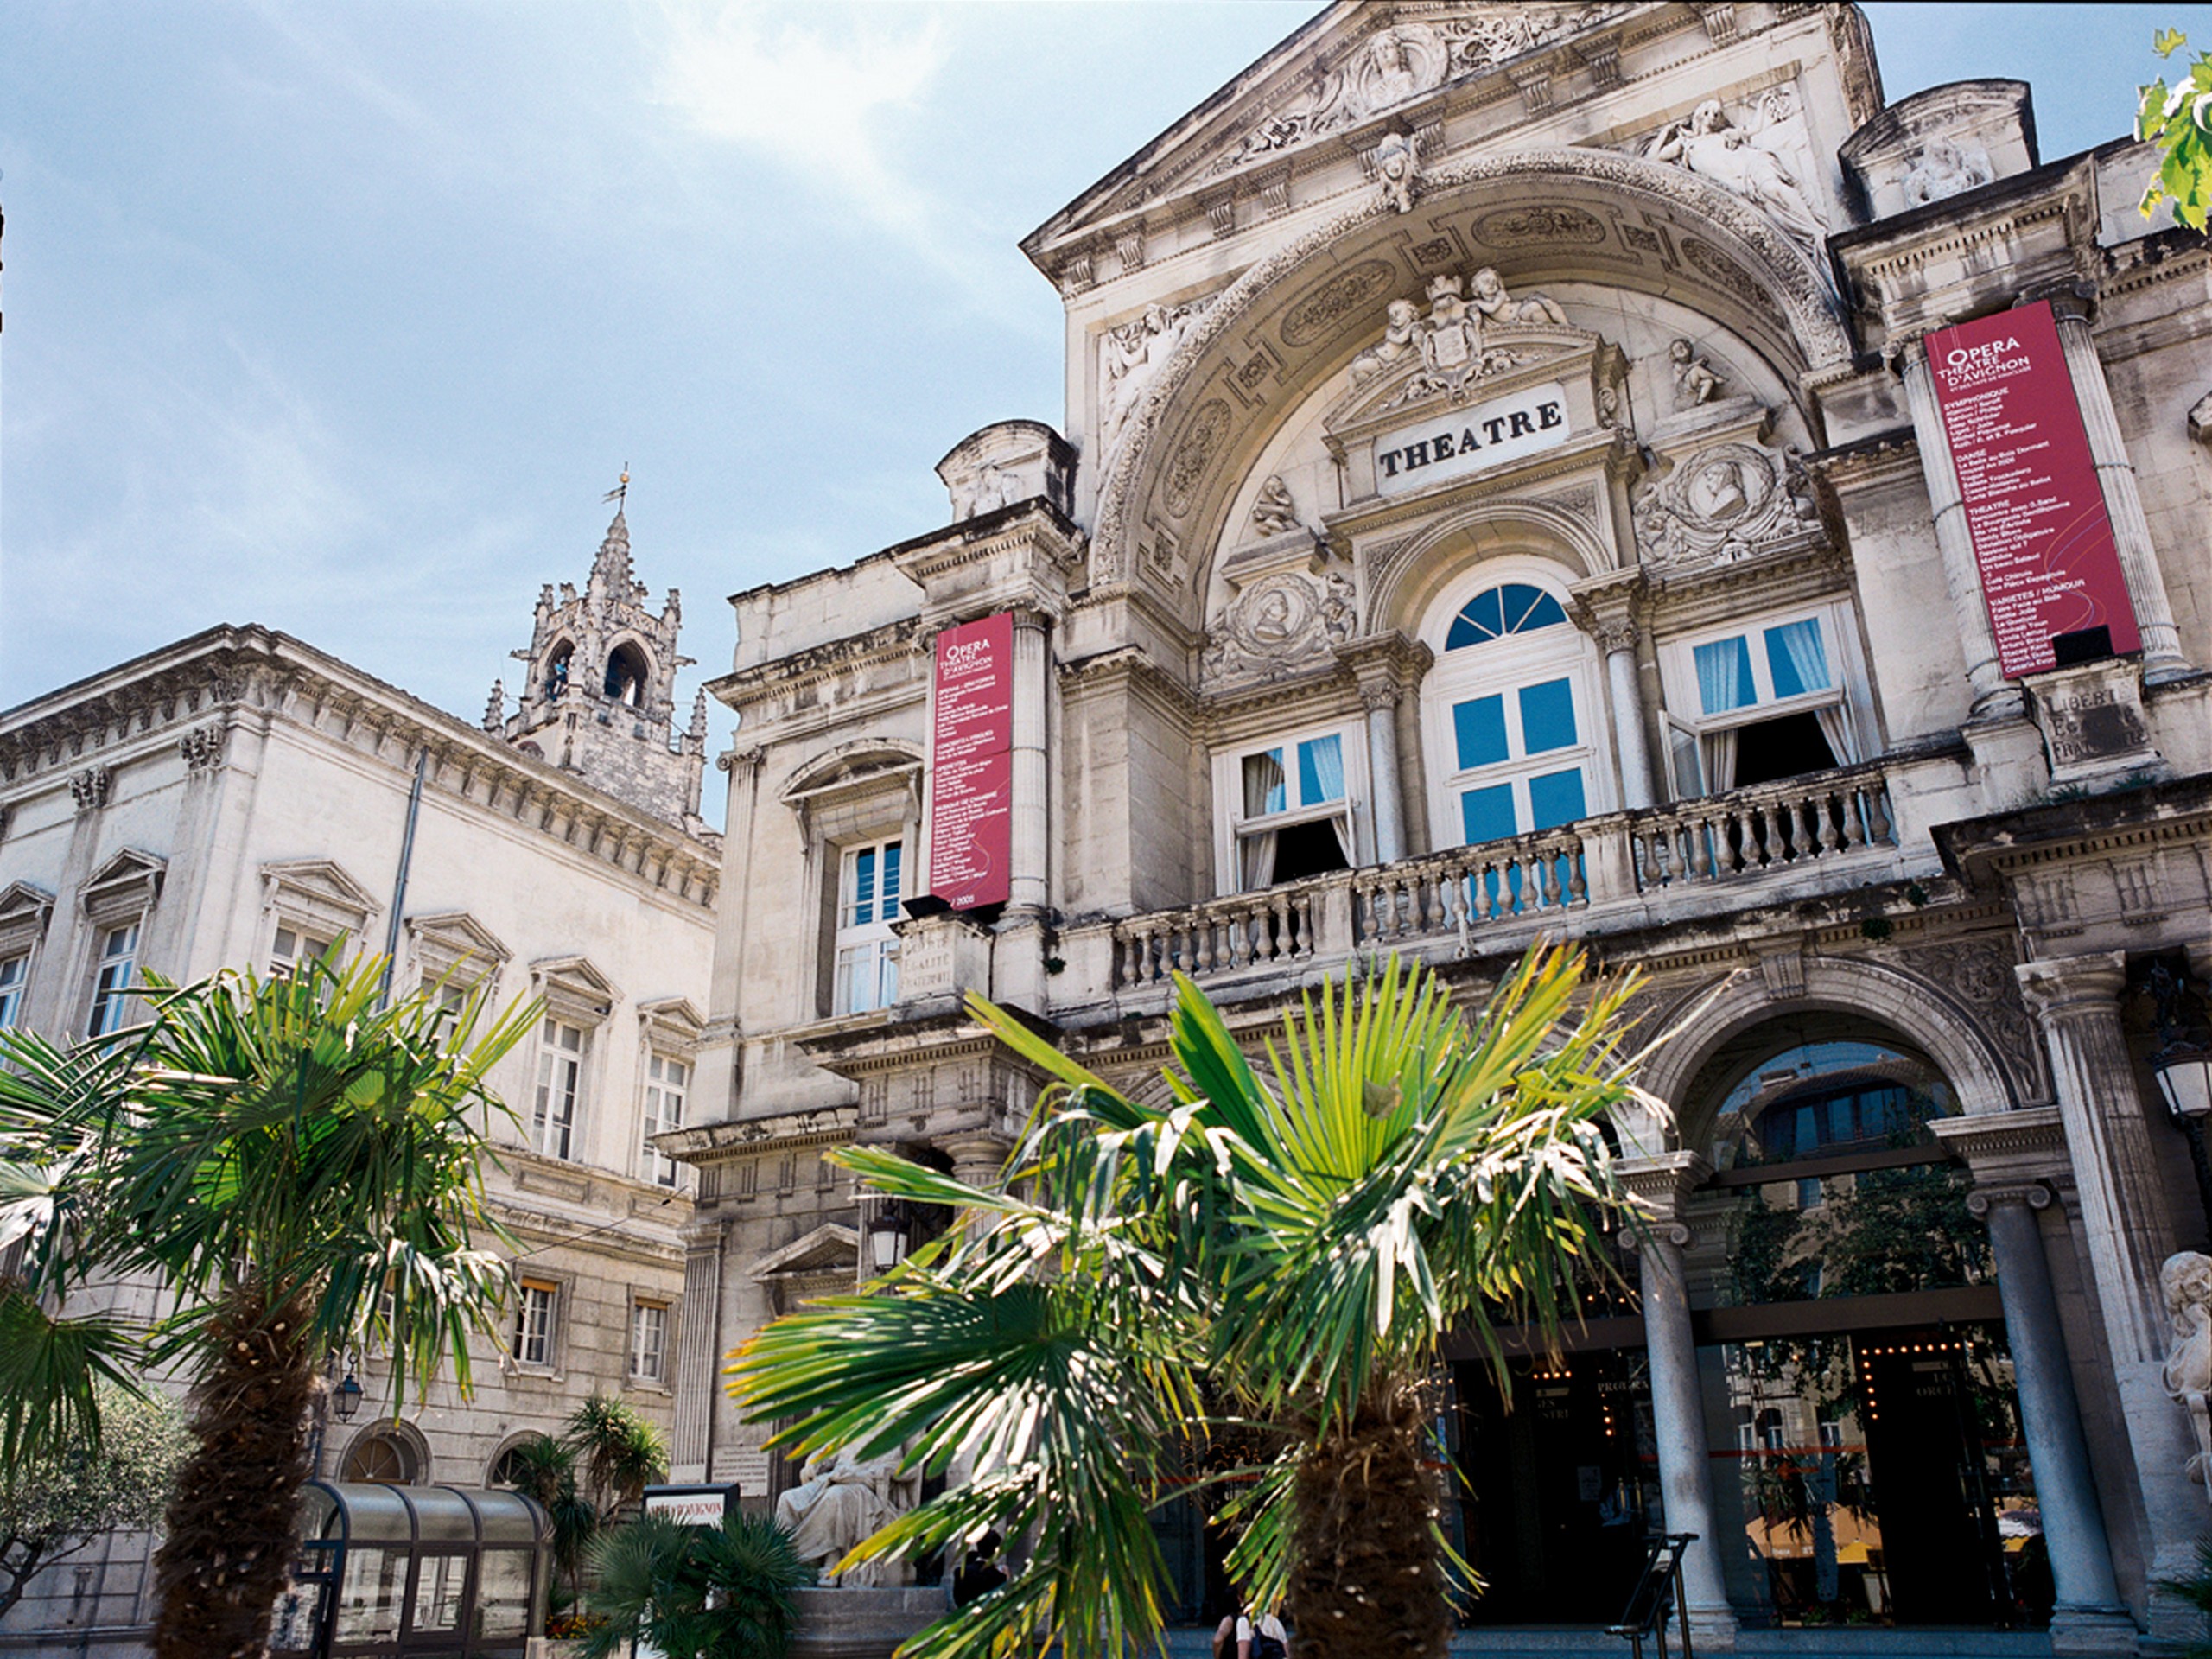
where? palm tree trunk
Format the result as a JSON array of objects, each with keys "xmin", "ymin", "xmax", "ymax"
[
  {"xmin": 151, "ymin": 1285, "xmax": 321, "ymax": 1659},
  {"xmin": 1287, "ymin": 1386, "xmax": 1451, "ymax": 1659}
]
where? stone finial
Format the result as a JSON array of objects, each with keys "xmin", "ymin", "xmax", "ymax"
[
  {"xmin": 593, "ymin": 509, "xmax": 634, "ymax": 593},
  {"xmin": 484, "ymin": 679, "xmax": 505, "ymax": 732},
  {"xmin": 689, "ymin": 688, "xmax": 709, "ymax": 744}
]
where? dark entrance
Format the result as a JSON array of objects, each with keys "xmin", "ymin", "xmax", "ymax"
[{"xmin": 1455, "ymin": 1348, "xmax": 1659, "ymax": 1625}]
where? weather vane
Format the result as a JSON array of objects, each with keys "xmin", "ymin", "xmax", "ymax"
[{"xmin": 602, "ymin": 464, "xmax": 630, "ymax": 509}]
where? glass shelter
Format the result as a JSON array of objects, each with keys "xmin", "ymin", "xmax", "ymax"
[{"xmin": 270, "ymin": 1481, "xmax": 549, "ymax": 1659}]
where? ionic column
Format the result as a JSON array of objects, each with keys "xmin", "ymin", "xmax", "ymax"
[
  {"xmin": 1899, "ymin": 338, "xmax": 2018, "ymax": 718},
  {"xmin": 2029, "ymin": 285, "xmax": 2187, "ymax": 679},
  {"xmin": 671, "ymin": 1217, "xmax": 729, "ymax": 1482},
  {"xmin": 1622, "ymin": 1154, "xmax": 1736, "ymax": 1644},
  {"xmin": 1363, "ymin": 685, "xmax": 1407, "ymax": 865},
  {"xmin": 1966, "ymin": 1184, "xmax": 2129, "ymax": 1630},
  {"xmin": 1007, "ymin": 610, "xmax": 1052, "ymax": 916}
]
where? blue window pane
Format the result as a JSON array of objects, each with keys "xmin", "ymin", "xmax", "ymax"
[
  {"xmin": 1695, "ymin": 636, "xmax": 1757, "ymax": 714},
  {"xmin": 1764, "ymin": 620, "xmax": 1830, "ymax": 699},
  {"xmin": 1296, "ymin": 734, "xmax": 1345, "ymax": 804},
  {"xmin": 1503, "ymin": 584, "xmax": 1567, "ymax": 634},
  {"xmin": 1452, "ymin": 696, "xmax": 1509, "ymax": 770},
  {"xmin": 1518, "ymin": 678, "xmax": 1579, "ymax": 754},
  {"xmin": 1460, "ymin": 784, "xmax": 1517, "ymax": 846},
  {"xmin": 881, "ymin": 841, "xmax": 902, "ymax": 905},
  {"xmin": 1527, "ymin": 767, "xmax": 1587, "ymax": 831},
  {"xmin": 1446, "ymin": 587, "xmax": 1507, "ymax": 650},
  {"xmin": 853, "ymin": 848, "xmax": 877, "ymax": 924}
]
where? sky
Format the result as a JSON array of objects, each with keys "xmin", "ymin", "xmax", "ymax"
[{"xmin": 2, "ymin": 0, "xmax": 2205, "ymax": 823}]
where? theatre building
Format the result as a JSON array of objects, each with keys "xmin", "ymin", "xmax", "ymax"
[{"xmin": 663, "ymin": 3, "xmax": 2212, "ymax": 1649}]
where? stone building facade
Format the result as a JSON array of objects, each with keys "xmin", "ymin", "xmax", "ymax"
[
  {"xmin": 0, "ymin": 517, "xmax": 718, "ymax": 1652},
  {"xmin": 664, "ymin": 4, "xmax": 2212, "ymax": 1655}
]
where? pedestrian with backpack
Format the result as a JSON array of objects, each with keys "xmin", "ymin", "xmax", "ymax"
[{"xmin": 1212, "ymin": 1605, "xmax": 1289, "ymax": 1659}]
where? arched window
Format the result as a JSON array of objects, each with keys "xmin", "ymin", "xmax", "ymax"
[
  {"xmin": 604, "ymin": 642, "xmax": 650, "ymax": 706},
  {"xmin": 543, "ymin": 640, "xmax": 574, "ymax": 701},
  {"xmin": 341, "ymin": 1427, "xmax": 425, "ymax": 1485},
  {"xmin": 1421, "ymin": 573, "xmax": 1604, "ymax": 850}
]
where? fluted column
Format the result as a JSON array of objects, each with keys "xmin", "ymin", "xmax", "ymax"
[
  {"xmin": 1621, "ymin": 1154, "xmax": 1736, "ymax": 1644},
  {"xmin": 2030, "ymin": 285, "xmax": 2186, "ymax": 679},
  {"xmin": 2017, "ymin": 952, "xmax": 2203, "ymax": 1621},
  {"xmin": 671, "ymin": 1217, "xmax": 729, "ymax": 1482},
  {"xmin": 1572, "ymin": 574, "xmax": 1656, "ymax": 810},
  {"xmin": 1967, "ymin": 1184, "xmax": 2131, "ymax": 1636},
  {"xmin": 1899, "ymin": 338, "xmax": 2018, "ymax": 718}
]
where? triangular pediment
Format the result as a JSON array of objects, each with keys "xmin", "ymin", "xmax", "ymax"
[
  {"xmin": 407, "ymin": 910, "xmax": 512, "ymax": 965},
  {"xmin": 261, "ymin": 858, "xmax": 380, "ymax": 920},
  {"xmin": 82, "ymin": 849, "xmax": 166, "ymax": 910},
  {"xmin": 1025, "ymin": 3, "xmax": 1642, "ymax": 253},
  {"xmin": 0, "ymin": 880, "xmax": 56, "ymax": 944},
  {"xmin": 748, "ymin": 1224, "xmax": 859, "ymax": 1281},
  {"xmin": 529, "ymin": 954, "xmax": 621, "ymax": 1023}
]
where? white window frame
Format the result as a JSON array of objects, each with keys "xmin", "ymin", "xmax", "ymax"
[
  {"xmin": 640, "ymin": 1052, "xmax": 688, "ymax": 1189},
  {"xmin": 533, "ymin": 1018, "xmax": 589, "ymax": 1161},
  {"xmin": 832, "ymin": 836, "xmax": 905, "ymax": 1015},
  {"xmin": 0, "ymin": 951, "xmax": 29, "ymax": 1030},
  {"xmin": 1212, "ymin": 722, "xmax": 1367, "ymax": 896},
  {"xmin": 1655, "ymin": 600, "xmax": 1869, "ymax": 798},
  {"xmin": 269, "ymin": 923, "xmax": 340, "ymax": 981},
  {"xmin": 1418, "ymin": 565, "xmax": 1611, "ymax": 854},
  {"xmin": 629, "ymin": 1300, "xmax": 669, "ymax": 1383},
  {"xmin": 512, "ymin": 1280, "xmax": 559, "ymax": 1371},
  {"xmin": 86, "ymin": 920, "xmax": 142, "ymax": 1038}
]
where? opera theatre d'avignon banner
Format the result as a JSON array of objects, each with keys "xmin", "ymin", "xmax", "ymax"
[
  {"xmin": 1926, "ymin": 299, "xmax": 2139, "ymax": 678},
  {"xmin": 928, "ymin": 612, "xmax": 1014, "ymax": 912}
]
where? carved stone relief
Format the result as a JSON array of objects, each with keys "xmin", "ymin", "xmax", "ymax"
[
  {"xmin": 1374, "ymin": 130, "xmax": 1419, "ymax": 214},
  {"xmin": 69, "ymin": 766, "xmax": 111, "ymax": 812},
  {"xmin": 1164, "ymin": 400, "xmax": 1234, "ymax": 519},
  {"xmin": 1902, "ymin": 135, "xmax": 1994, "ymax": 206},
  {"xmin": 1892, "ymin": 937, "xmax": 2046, "ymax": 1102},
  {"xmin": 1281, "ymin": 258, "xmax": 1399, "ymax": 348},
  {"xmin": 1669, "ymin": 339, "xmax": 1726, "ymax": 409},
  {"xmin": 1645, "ymin": 90, "xmax": 1830, "ymax": 267},
  {"xmin": 1202, "ymin": 563, "xmax": 1356, "ymax": 688},
  {"xmin": 2165, "ymin": 1250, "xmax": 2212, "ymax": 1498},
  {"xmin": 1356, "ymin": 270, "xmax": 1570, "ymax": 412},
  {"xmin": 1250, "ymin": 475, "xmax": 1302, "ymax": 537},
  {"xmin": 1098, "ymin": 293, "xmax": 1219, "ymax": 470},
  {"xmin": 1212, "ymin": 9, "xmax": 1629, "ymax": 176},
  {"xmin": 1630, "ymin": 440, "xmax": 1820, "ymax": 567},
  {"xmin": 1473, "ymin": 204, "xmax": 1608, "ymax": 248}
]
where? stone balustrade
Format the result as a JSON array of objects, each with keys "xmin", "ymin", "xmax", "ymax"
[{"xmin": 1098, "ymin": 760, "xmax": 1903, "ymax": 994}]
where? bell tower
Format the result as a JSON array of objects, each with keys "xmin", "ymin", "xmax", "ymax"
[{"xmin": 488, "ymin": 497, "xmax": 709, "ymax": 831}]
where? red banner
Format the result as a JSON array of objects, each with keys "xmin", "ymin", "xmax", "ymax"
[
  {"xmin": 928, "ymin": 613, "xmax": 1014, "ymax": 912},
  {"xmin": 1926, "ymin": 301, "xmax": 2139, "ymax": 678}
]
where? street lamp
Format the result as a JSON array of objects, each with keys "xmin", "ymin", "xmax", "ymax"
[
  {"xmin": 867, "ymin": 1199, "xmax": 910, "ymax": 1272},
  {"xmin": 333, "ymin": 1370, "xmax": 364, "ymax": 1424},
  {"xmin": 2149, "ymin": 962, "xmax": 2212, "ymax": 1248}
]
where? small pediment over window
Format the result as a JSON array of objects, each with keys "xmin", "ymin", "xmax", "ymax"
[
  {"xmin": 0, "ymin": 881, "xmax": 56, "ymax": 952},
  {"xmin": 637, "ymin": 995, "xmax": 706, "ymax": 1051},
  {"xmin": 747, "ymin": 1223, "xmax": 858, "ymax": 1282},
  {"xmin": 82, "ymin": 849, "xmax": 166, "ymax": 921},
  {"xmin": 779, "ymin": 741, "xmax": 923, "ymax": 846},
  {"xmin": 260, "ymin": 859, "xmax": 379, "ymax": 944},
  {"xmin": 407, "ymin": 911, "xmax": 512, "ymax": 989},
  {"xmin": 530, "ymin": 954, "xmax": 620, "ymax": 1026}
]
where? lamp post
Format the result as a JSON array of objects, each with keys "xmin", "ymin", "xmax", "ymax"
[
  {"xmin": 866, "ymin": 1198, "xmax": 910, "ymax": 1274},
  {"xmin": 2149, "ymin": 962, "xmax": 2212, "ymax": 1249}
]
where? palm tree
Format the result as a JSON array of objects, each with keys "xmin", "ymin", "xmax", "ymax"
[
  {"xmin": 582, "ymin": 1510, "xmax": 809, "ymax": 1659},
  {"xmin": 730, "ymin": 945, "xmax": 1656, "ymax": 1659},
  {"xmin": 500, "ymin": 1433, "xmax": 599, "ymax": 1601},
  {"xmin": 566, "ymin": 1392, "xmax": 671, "ymax": 1528},
  {"xmin": 0, "ymin": 950, "xmax": 536, "ymax": 1659}
]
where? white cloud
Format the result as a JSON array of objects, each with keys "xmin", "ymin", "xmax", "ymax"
[{"xmin": 655, "ymin": 4, "xmax": 969, "ymax": 269}]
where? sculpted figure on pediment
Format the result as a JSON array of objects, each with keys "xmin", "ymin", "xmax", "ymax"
[
  {"xmin": 1097, "ymin": 294, "xmax": 1216, "ymax": 469},
  {"xmin": 1350, "ymin": 299, "xmax": 1422, "ymax": 387},
  {"xmin": 1251, "ymin": 475, "xmax": 1302, "ymax": 537},
  {"xmin": 1630, "ymin": 440, "xmax": 1819, "ymax": 568},
  {"xmin": 1902, "ymin": 134, "xmax": 1994, "ymax": 206},
  {"xmin": 1648, "ymin": 99, "xmax": 1829, "ymax": 263},
  {"xmin": 1669, "ymin": 338, "xmax": 1725, "ymax": 408},
  {"xmin": 1469, "ymin": 266, "xmax": 1567, "ymax": 327}
]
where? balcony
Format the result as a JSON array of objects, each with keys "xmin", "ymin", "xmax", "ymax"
[{"xmin": 1096, "ymin": 761, "xmax": 1902, "ymax": 995}]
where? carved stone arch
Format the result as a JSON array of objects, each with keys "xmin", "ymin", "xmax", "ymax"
[
  {"xmin": 779, "ymin": 739, "xmax": 926, "ymax": 803},
  {"xmin": 339, "ymin": 1418, "xmax": 433, "ymax": 1486},
  {"xmin": 1369, "ymin": 498, "xmax": 1611, "ymax": 643},
  {"xmin": 1096, "ymin": 147, "xmax": 1848, "ymax": 619},
  {"xmin": 779, "ymin": 739, "xmax": 925, "ymax": 850},
  {"xmin": 1637, "ymin": 955, "xmax": 2022, "ymax": 1157}
]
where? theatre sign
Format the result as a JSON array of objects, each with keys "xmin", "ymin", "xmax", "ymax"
[{"xmin": 1372, "ymin": 381, "xmax": 1573, "ymax": 496}]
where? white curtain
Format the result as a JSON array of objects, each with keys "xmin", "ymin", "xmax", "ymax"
[
  {"xmin": 1695, "ymin": 637, "xmax": 1749, "ymax": 715},
  {"xmin": 1301, "ymin": 737, "xmax": 1353, "ymax": 861},
  {"xmin": 1239, "ymin": 831, "xmax": 1277, "ymax": 890},
  {"xmin": 1700, "ymin": 729, "xmax": 1738, "ymax": 793},
  {"xmin": 1767, "ymin": 619, "xmax": 1829, "ymax": 695},
  {"xmin": 1243, "ymin": 751, "xmax": 1287, "ymax": 817}
]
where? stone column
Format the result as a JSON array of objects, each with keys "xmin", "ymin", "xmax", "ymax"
[
  {"xmin": 1363, "ymin": 687, "xmax": 1407, "ymax": 865},
  {"xmin": 1007, "ymin": 609, "xmax": 1052, "ymax": 917},
  {"xmin": 1621, "ymin": 1154, "xmax": 1736, "ymax": 1646},
  {"xmin": 1336, "ymin": 633, "xmax": 1433, "ymax": 867},
  {"xmin": 671, "ymin": 1216, "xmax": 729, "ymax": 1484},
  {"xmin": 2028, "ymin": 285, "xmax": 2187, "ymax": 680},
  {"xmin": 1898, "ymin": 338, "xmax": 2018, "ymax": 718},
  {"xmin": 1967, "ymin": 1184, "xmax": 2133, "ymax": 1644},
  {"xmin": 1572, "ymin": 574, "xmax": 1656, "ymax": 810},
  {"xmin": 2017, "ymin": 952, "xmax": 2203, "ymax": 1628}
]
